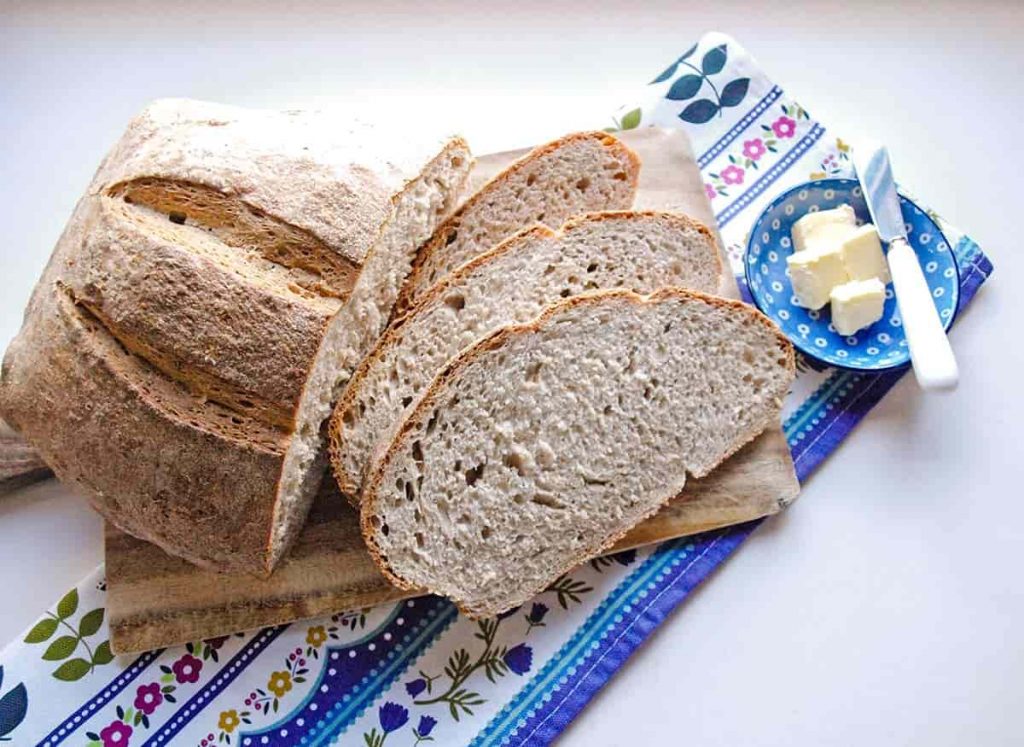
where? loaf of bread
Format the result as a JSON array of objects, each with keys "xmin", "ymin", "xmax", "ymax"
[
  {"xmin": 0, "ymin": 99, "xmax": 472, "ymax": 575},
  {"xmin": 330, "ymin": 211, "xmax": 722, "ymax": 498},
  {"xmin": 361, "ymin": 289, "xmax": 795, "ymax": 618},
  {"xmin": 391, "ymin": 132, "xmax": 640, "ymax": 318}
]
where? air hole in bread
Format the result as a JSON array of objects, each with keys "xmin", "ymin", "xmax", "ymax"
[
  {"xmin": 401, "ymin": 395, "xmax": 413, "ymax": 408},
  {"xmin": 425, "ymin": 409, "xmax": 440, "ymax": 436},
  {"xmin": 381, "ymin": 522, "xmax": 390, "ymax": 536},
  {"xmin": 576, "ymin": 176, "xmax": 591, "ymax": 191},
  {"xmin": 451, "ymin": 156, "xmax": 465, "ymax": 168},
  {"xmin": 663, "ymin": 322, "xmax": 673, "ymax": 333},
  {"xmin": 526, "ymin": 173, "xmax": 537, "ymax": 186},
  {"xmin": 465, "ymin": 463, "xmax": 485, "ymax": 486},
  {"xmin": 536, "ymin": 212, "xmax": 546, "ymax": 222},
  {"xmin": 613, "ymin": 172, "xmax": 628, "ymax": 181},
  {"xmin": 602, "ymin": 405, "xmax": 612, "ymax": 416},
  {"xmin": 559, "ymin": 288, "xmax": 571, "ymax": 298},
  {"xmin": 503, "ymin": 451, "xmax": 527, "ymax": 476},
  {"xmin": 405, "ymin": 481, "xmax": 415, "ymax": 501},
  {"xmin": 411, "ymin": 440, "xmax": 424, "ymax": 463},
  {"xmin": 415, "ymin": 532, "xmax": 425, "ymax": 548},
  {"xmin": 532, "ymin": 492, "xmax": 565, "ymax": 509},
  {"xmin": 513, "ymin": 493, "xmax": 526, "ymax": 505},
  {"xmin": 342, "ymin": 409, "xmax": 356, "ymax": 426},
  {"xmin": 543, "ymin": 264, "xmax": 556, "ymax": 275},
  {"xmin": 525, "ymin": 361, "xmax": 542, "ymax": 383},
  {"xmin": 445, "ymin": 229, "xmax": 459, "ymax": 246},
  {"xmin": 444, "ymin": 293, "xmax": 466, "ymax": 312},
  {"xmin": 586, "ymin": 262, "xmax": 598, "ymax": 273},
  {"xmin": 481, "ymin": 525, "xmax": 493, "ymax": 540},
  {"xmin": 168, "ymin": 210, "xmax": 187, "ymax": 225}
]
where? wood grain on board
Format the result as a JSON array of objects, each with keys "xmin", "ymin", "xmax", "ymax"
[
  {"xmin": 99, "ymin": 127, "xmax": 799, "ymax": 654},
  {"xmin": 0, "ymin": 417, "xmax": 51, "ymax": 494}
]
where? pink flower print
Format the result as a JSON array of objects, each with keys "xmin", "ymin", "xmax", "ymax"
[
  {"xmin": 172, "ymin": 653, "xmax": 202, "ymax": 684},
  {"xmin": 704, "ymin": 183, "xmax": 716, "ymax": 200},
  {"xmin": 133, "ymin": 682, "xmax": 163, "ymax": 715},
  {"xmin": 742, "ymin": 138, "xmax": 767, "ymax": 161},
  {"xmin": 100, "ymin": 720, "xmax": 133, "ymax": 746},
  {"xmin": 772, "ymin": 116, "xmax": 797, "ymax": 139},
  {"xmin": 720, "ymin": 165, "xmax": 745, "ymax": 186}
]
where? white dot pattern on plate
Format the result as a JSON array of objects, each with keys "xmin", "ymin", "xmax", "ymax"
[{"xmin": 743, "ymin": 178, "xmax": 959, "ymax": 370}]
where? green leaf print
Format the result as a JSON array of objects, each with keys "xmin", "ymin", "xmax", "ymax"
[
  {"xmin": 23, "ymin": 617, "xmax": 58, "ymax": 644},
  {"xmin": 78, "ymin": 608, "xmax": 104, "ymax": 637},
  {"xmin": 56, "ymin": 589, "xmax": 78, "ymax": 620},
  {"xmin": 24, "ymin": 587, "xmax": 113, "ymax": 681},
  {"xmin": 52, "ymin": 658, "xmax": 91, "ymax": 682},
  {"xmin": 92, "ymin": 641, "xmax": 115, "ymax": 666},
  {"xmin": 620, "ymin": 108, "xmax": 642, "ymax": 130},
  {"xmin": 42, "ymin": 636, "xmax": 79, "ymax": 661}
]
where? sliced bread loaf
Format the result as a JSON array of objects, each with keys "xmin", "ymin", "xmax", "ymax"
[
  {"xmin": 330, "ymin": 211, "xmax": 722, "ymax": 498},
  {"xmin": 361, "ymin": 289, "xmax": 795, "ymax": 618},
  {"xmin": 0, "ymin": 99, "xmax": 472, "ymax": 574},
  {"xmin": 391, "ymin": 132, "xmax": 640, "ymax": 318}
]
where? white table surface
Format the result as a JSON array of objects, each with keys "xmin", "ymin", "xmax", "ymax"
[{"xmin": 2, "ymin": 1, "xmax": 1022, "ymax": 744}]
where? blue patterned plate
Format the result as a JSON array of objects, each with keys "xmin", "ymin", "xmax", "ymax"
[{"xmin": 744, "ymin": 178, "xmax": 960, "ymax": 371}]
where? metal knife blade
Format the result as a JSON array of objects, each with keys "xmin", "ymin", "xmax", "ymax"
[{"xmin": 854, "ymin": 144, "xmax": 905, "ymax": 244}]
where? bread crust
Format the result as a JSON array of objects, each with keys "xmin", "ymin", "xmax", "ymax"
[
  {"xmin": 359, "ymin": 288, "xmax": 795, "ymax": 612},
  {"xmin": 329, "ymin": 211, "xmax": 723, "ymax": 499},
  {"xmin": 391, "ymin": 131, "xmax": 641, "ymax": 318},
  {"xmin": 0, "ymin": 99, "xmax": 470, "ymax": 575}
]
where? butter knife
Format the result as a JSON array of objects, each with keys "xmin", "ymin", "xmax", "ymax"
[{"xmin": 854, "ymin": 144, "xmax": 959, "ymax": 391}]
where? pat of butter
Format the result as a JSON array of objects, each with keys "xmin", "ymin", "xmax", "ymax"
[
  {"xmin": 841, "ymin": 224, "xmax": 891, "ymax": 283},
  {"xmin": 830, "ymin": 278, "xmax": 886, "ymax": 335},
  {"xmin": 792, "ymin": 204, "xmax": 857, "ymax": 254},
  {"xmin": 787, "ymin": 245, "xmax": 849, "ymax": 310}
]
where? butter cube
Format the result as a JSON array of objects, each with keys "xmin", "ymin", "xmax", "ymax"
[
  {"xmin": 841, "ymin": 224, "xmax": 891, "ymax": 283},
  {"xmin": 792, "ymin": 204, "xmax": 857, "ymax": 254},
  {"xmin": 787, "ymin": 246, "xmax": 849, "ymax": 310},
  {"xmin": 830, "ymin": 278, "xmax": 886, "ymax": 335}
]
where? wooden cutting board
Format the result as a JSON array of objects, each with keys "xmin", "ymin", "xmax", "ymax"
[{"xmin": 81, "ymin": 127, "xmax": 796, "ymax": 653}]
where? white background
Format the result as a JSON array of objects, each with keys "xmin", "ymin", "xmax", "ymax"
[{"xmin": 1, "ymin": 1, "xmax": 1022, "ymax": 744}]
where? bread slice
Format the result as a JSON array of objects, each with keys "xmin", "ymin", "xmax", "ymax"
[
  {"xmin": 361, "ymin": 289, "xmax": 795, "ymax": 618},
  {"xmin": 330, "ymin": 211, "xmax": 722, "ymax": 498},
  {"xmin": 0, "ymin": 99, "xmax": 472, "ymax": 575},
  {"xmin": 391, "ymin": 131, "xmax": 640, "ymax": 318}
]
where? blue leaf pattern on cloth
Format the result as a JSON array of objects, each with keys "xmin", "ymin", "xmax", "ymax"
[
  {"xmin": 666, "ymin": 74, "xmax": 703, "ymax": 101},
  {"xmin": 720, "ymin": 77, "xmax": 750, "ymax": 107},
  {"xmin": 680, "ymin": 99, "xmax": 720, "ymax": 124},
  {"xmin": 701, "ymin": 44, "xmax": 728, "ymax": 75}
]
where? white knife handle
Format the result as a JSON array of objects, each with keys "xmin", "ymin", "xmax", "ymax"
[{"xmin": 887, "ymin": 237, "xmax": 959, "ymax": 391}]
